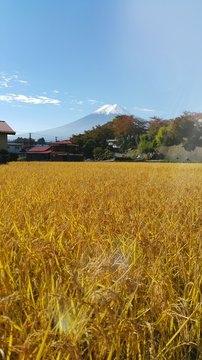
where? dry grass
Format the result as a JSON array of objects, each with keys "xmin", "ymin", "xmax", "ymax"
[{"xmin": 0, "ymin": 162, "xmax": 202, "ymax": 359}]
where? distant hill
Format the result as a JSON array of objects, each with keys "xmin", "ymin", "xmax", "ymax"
[{"xmin": 14, "ymin": 104, "xmax": 131, "ymax": 141}]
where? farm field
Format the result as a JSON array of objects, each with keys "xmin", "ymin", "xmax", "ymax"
[{"xmin": 0, "ymin": 162, "xmax": 202, "ymax": 359}]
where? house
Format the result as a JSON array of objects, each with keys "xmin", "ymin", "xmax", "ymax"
[
  {"xmin": 0, "ymin": 121, "xmax": 16, "ymax": 150},
  {"xmin": 107, "ymin": 139, "xmax": 121, "ymax": 151},
  {"xmin": 26, "ymin": 145, "xmax": 52, "ymax": 161},
  {"xmin": 7, "ymin": 142, "xmax": 24, "ymax": 154},
  {"xmin": 50, "ymin": 141, "xmax": 83, "ymax": 161},
  {"xmin": 26, "ymin": 140, "xmax": 83, "ymax": 161}
]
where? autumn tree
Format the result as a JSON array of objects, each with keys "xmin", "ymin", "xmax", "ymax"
[
  {"xmin": 148, "ymin": 117, "xmax": 168, "ymax": 137},
  {"xmin": 112, "ymin": 115, "xmax": 146, "ymax": 150}
]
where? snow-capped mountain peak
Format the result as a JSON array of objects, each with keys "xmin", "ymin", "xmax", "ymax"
[
  {"xmin": 94, "ymin": 104, "xmax": 130, "ymax": 116},
  {"xmin": 13, "ymin": 104, "xmax": 131, "ymax": 141}
]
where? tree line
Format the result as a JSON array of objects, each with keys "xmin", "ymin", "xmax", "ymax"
[{"xmin": 70, "ymin": 112, "xmax": 202, "ymax": 160}]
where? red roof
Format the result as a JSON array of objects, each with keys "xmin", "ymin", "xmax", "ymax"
[
  {"xmin": 27, "ymin": 146, "xmax": 51, "ymax": 153},
  {"xmin": 0, "ymin": 121, "xmax": 16, "ymax": 135}
]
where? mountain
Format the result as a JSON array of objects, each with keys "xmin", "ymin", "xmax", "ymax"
[
  {"xmin": 15, "ymin": 104, "xmax": 130, "ymax": 141},
  {"xmin": 94, "ymin": 104, "xmax": 130, "ymax": 116}
]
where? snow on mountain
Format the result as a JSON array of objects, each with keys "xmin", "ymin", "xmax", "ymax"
[
  {"xmin": 12, "ymin": 104, "xmax": 130, "ymax": 141},
  {"xmin": 94, "ymin": 104, "xmax": 130, "ymax": 116}
]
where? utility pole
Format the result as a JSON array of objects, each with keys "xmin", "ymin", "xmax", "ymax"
[{"xmin": 29, "ymin": 133, "xmax": 32, "ymax": 147}]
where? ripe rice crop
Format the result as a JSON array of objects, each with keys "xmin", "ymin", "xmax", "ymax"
[{"xmin": 0, "ymin": 162, "xmax": 202, "ymax": 359}]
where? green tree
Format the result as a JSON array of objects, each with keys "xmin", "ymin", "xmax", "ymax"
[
  {"xmin": 71, "ymin": 122, "xmax": 115, "ymax": 154},
  {"xmin": 93, "ymin": 147, "xmax": 105, "ymax": 160},
  {"xmin": 37, "ymin": 137, "xmax": 46, "ymax": 145},
  {"xmin": 155, "ymin": 121, "xmax": 180, "ymax": 146},
  {"xmin": 148, "ymin": 117, "xmax": 168, "ymax": 137},
  {"xmin": 0, "ymin": 149, "xmax": 9, "ymax": 164},
  {"xmin": 83, "ymin": 139, "xmax": 97, "ymax": 158},
  {"xmin": 138, "ymin": 134, "xmax": 156, "ymax": 153}
]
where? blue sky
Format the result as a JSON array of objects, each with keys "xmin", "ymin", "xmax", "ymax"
[{"xmin": 1, "ymin": 0, "xmax": 202, "ymax": 134}]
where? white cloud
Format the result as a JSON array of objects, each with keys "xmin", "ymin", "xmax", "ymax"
[
  {"xmin": 134, "ymin": 106, "xmax": 156, "ymax": 113},
  {"xmin": 87, "ymin": 99, "xmax": 104, "ymax": 105},
  {"xmin": 70, "ymin": 99, "xmax": 84, "ymax": 105},
  {"xmin": 68, "ymin": 96, "xmax": 103, "ymax": 107},
  {"xmin": 0, "ymin": 73, "xmax": 29, "ymax": 88},
  {"xmin": 53, "ymin": 89, "xmax": 59, "ymax": 94},
  {"xmin": 0, "ymin": 93, "xmax": 60, "ymax": 105},
  {"xmin": 18, "ymin": 80, "xmax": 28, "ymax": 85},
  {"xmin": 0, "ymin": 74, "xmax": 13, "ymax": 88},
  {"xmin": 73, "ymin": 100, "xmax": 83, "ymax": 105}
]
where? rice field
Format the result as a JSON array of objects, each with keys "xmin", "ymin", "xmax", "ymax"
[{"xmin": 0, "ymin": 162, "xmax": 202, "ymax": 359}]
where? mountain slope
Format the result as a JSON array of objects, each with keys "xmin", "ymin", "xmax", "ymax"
[{"xmin": 18, "ymin": 104, "xmax": 130, "ymax": 141}]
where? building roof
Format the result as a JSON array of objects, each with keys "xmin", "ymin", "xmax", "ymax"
[
  {"xmin": 27, "ymin": 146, "xmax": 51, "ymax": 153},
  {"xmin": 0, "ymin": 121, "xmax": 16, "ymax": 135},
  {"xmin": 27, "ymin": 141, "xmax": 78, "ymax": 155}
]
